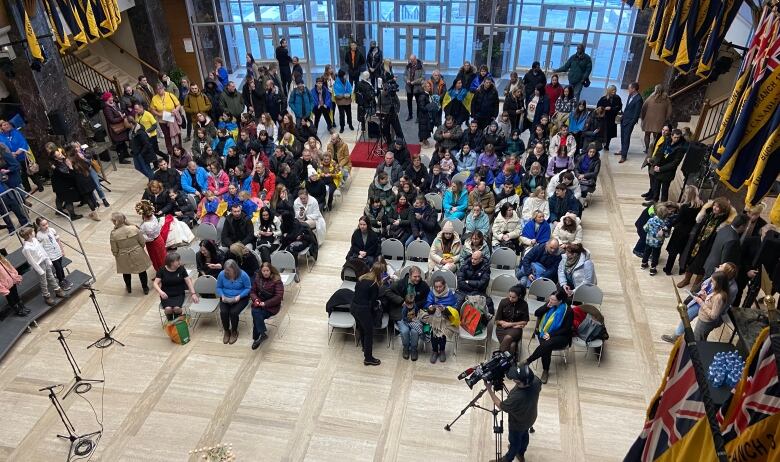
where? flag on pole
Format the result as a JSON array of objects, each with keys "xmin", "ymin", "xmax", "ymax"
[
  {"xmin": 697, "ymin": 0, "xmax": 743, "ymax": 77},
  {"xmin": 16, "ymin": 0, "xmax": 44, "ymax": 61}
]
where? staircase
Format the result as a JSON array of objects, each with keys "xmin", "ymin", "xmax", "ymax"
[
  {"xmin": 74, "ymin": 48, "xmax": 137, "ymax": 90},
  {"xmin": 62, "ymin": 47, "xmax": 136, "ymax": 97}
]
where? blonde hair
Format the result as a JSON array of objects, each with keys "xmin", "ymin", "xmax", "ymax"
[
  {"xmin": 111, "ymin": 212, "xmax": 130, "ymax": 228},
  {"xmin": 680, "ymin": 185, "xmax": 703, "ymax": 209}
]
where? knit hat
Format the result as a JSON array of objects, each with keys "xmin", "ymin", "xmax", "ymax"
[
  {"xmin": 101, "ymin": 91, "xmax": 112, "ymax": 102},
  {"xmin": 441, "ymin": 221, "xmax": 455, "ymax": 234}
]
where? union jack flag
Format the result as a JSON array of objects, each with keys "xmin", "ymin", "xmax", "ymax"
[
  {"xmin": 718, "ymin": 329, "xmax": 780, "ymax": 442},
  {"xmin": 625, "ymin": 338, "xmax": 706, "ymax": 461}
]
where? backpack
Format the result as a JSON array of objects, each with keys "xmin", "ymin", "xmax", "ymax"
[{"xmin": 576, "ymin": 314, "xmax": 608, "ymax": 343}]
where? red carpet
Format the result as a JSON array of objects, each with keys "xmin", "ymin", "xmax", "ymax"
[{"xmin": 350, "ymin": 142, "xmax": 421, "ymax": 168}]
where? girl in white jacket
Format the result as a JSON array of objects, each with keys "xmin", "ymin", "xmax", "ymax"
[
  {"xmin": 20, "ymin": 227, "xmax": 64, "ymax": 305},
  {"xmin": 552, "ymin": 212, "xmax": 583, "ymax": 249}
]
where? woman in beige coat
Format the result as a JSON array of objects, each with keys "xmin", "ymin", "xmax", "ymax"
[
  {"xmin": 110, "ymin": 212, "xmax": 152, "ymax": 294},
  {"xmin": 640, "ymin": 84, "xmax": 673, "ymax": 154}
]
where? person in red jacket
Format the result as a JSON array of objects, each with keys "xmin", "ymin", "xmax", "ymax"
[
  {"xmin": 249, "ymin": 162, "xmax": 276, "ymax": 201},
  {"xmin": 250, "ymin": 262, "xmax": 285, "ymax": 349},
  {"xmin": 243, "ymin": 146, "xmax": 271, "ymax": 175},
  {"xmin": 545, "ymin": 74, "xmax": 564, "ymax": 116}
]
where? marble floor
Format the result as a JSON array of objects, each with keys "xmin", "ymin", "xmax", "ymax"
[{"xmin": 0, "ymin": 127, "xmax": 694, "ymax": 462}]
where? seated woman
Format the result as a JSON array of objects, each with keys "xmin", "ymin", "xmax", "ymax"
[
  {"xmin": 255, "ymin": 206, "xmax": 281, "ymax": 263},
  {"xmin": 574, "ymin": 143, "xmax": 601, "ymax": 207},
  {"xmin": 442, "ymin": 180, "xmax": 468, "ymax": 221},
  {"xmin": 464, "ymin": 203, "xmax": 490, "ymax": 239},
  {"xmin": 249, "ymin": 262, "xmax": 285, "ymax": 349},
  {"xmin": 520, "ymin": 210, "xmax": 551, "ymax": 248},
  {"xmin": 228, "ymin": 242, "xmax": 260, "ymax": 278},
  {"xmin": 385, "ymin": 195, "xmax": 412, "ymax": 243},
  {"xmin": 521, "ymin": 160, "xmax": 547, "ymax": 198},
  {"xmin": 661, "ymin": 262, "xmax": 737, "ymax": 343},
  {"xmin": 364, "ymin": 196, "xmax": 387, "ymax": 235},
  {"xmin": 521, "ymin": 186, "xmax": 550, "ymax": 225},
  {"xmin": 142, "ymin": 180, "xmax": 171, "ymax": 217},
  {"xmin": 207, "ymin": 161, "xmax": 230, "ymax": 196},
  {"xmin": 491, "ymin": 202, "xmax": 521, "ymax": 252},
  {"xmin": 168, "ymin": 188, "xmax": 197, "ymax": 227},
  {"xmin": 693, "ymin": 271, "xmax": 730, "ymax": 341},
  {"xmin": 279, "ymin": 212, "xmax": 314, "ymax": 259},
  {"xmin": 546, "ymin": 170, "xmax": 581, "ymax": 201},
  {"xmin": 455, "ymin": 143, "xmax": 477, "ymax": 173},
  {"xmin": 546, "ymin": 144, "xmax": 574, "ymax": 178},
  {"xmin": 461, "ymin": 230, "xmax": 492, "ymax": 261},
  {"xmin": 495, "ymin": 284, "xmax": 530, "ymax": 357},
  {"xmin": 557, "ymin": 243, "xmax": 597, "ymax": 298},
  {"xmin": 318, "ymin": 152, "xmax": 342, "ymax": 210},
  {"xmin": 551, "ymin": 213, "xmax": 583, "ymax": 249},
  {"xmin": 196, "ymin": 239, "xmax": 225, "ymax": 278},
  {"xmin": 428, "ymin": 221, "xmax": 462, "ymax": 273},
  {"xmin": 347, "ymin": 216, "xmax": 381, "ymax": 267},
  {"xmin": 423, "ymin": 276, "xmax": 459, "ymax": 363},
  {"xmin": 523, "ymin": 287, "xmax": 573, "ymax": 384},
  {"xmin": 216, "ymin": 259, "xmax": 252, "ymax": 345},
  {"xmin": 153, "ymin": 252, "xmax": 198, "ymax": 321}
]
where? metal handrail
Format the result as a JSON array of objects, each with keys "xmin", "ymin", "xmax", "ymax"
[
  {"xmin": 104, "ymin": 37, "xmax": 160, "ymax": 76},
  {"xmin": 692, "ymin": 95, "xmax": 730, "ymax": 144},
  {"xmin": 0, "ymin": 188, "xmax": 96, "ymax": 284},
  {"xmin": 62, "ymin": 53, "xmax": 122, "ymax": 95}
]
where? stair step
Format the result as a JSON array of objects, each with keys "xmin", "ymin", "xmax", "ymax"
[{"xmin": 83, "ymin": 54, "xmax": 100, "ymax": 66}]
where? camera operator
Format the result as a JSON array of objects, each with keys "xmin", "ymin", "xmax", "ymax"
[
  {"xmin": 355, "ymin": 71, "xmax": 376, "ymax": 133},
  {"xmin": 485, "ymin": 363, "xmax": 541, "ymax": 462},
  {"xmin": 379, "ymin": 80, "xmax": 405, "ymax": 143}
]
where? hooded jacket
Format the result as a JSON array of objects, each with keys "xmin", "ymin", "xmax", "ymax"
[
  {"xmin": 491, "ymin": 212, "xmax": 521, "ymax": 247},
  {"xmin": 367, "ymin": 177, "xmax": 396, "ymax": 213},
  {"xmin": 410, "ymin": 203, "xmax": 439, "ymax": 242},
  {"xmin": 442, "ymin": 189, "xmax": 468, "ymax": 221},
  {"xmin": 428, "ymin": 221, "xmax": 463, "ymax": 273},
  {"xmin": 288, "ymin": 87, "xmax": 315, "ymax": 120},
  {"xmin": 433, "ymin": 123, "xmax": 463, "ymax": 152},
  {"xmin": 467, "ymin": 188, "xmax": 496, "ymax": 216},
  {"xmin": 374, "ymin": 160, "xmax": 404, "ymax": 185},
  {"xmin": 218, "ymin": 88, "xmax": 245, "ymax": 119},
  {"xmin": 552, "ymin": 213, "xmax": 583, "ymax": 246},
  {"xmin": 558, "ymin": 248, "xmax": 597, "ymax": 289}
]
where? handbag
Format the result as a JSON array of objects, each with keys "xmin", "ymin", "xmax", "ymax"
[
  {"xmin": 460, "ymin": 302, "xmax": 484, "ymax": 336},
  {"xmin": 164, "ymin": 315, "xmax": 191, "ymax": 344},
  {"xmin": 25, "ymin": 150, "xmax": 39, "ymax": 175}
]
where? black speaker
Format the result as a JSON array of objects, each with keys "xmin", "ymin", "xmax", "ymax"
[
  {"xmin": 48, "ymin": 110, "xmax": 68, "ymax": 136},
  {"xmin": 681, "ymin": 141, "xmax": 709, "ymax": 176},
  {"xmin": 368, "ymin": 119, "xmax": 381, "ymax": 139}
]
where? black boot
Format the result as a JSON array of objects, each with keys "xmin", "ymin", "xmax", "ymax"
[
  {"xmin": 18, "ymin": 302, "xmax": 30, "ymax": 314},
  {"xmin": 14, "ymin": 303, "xmax": 27, "ymax": 317}
]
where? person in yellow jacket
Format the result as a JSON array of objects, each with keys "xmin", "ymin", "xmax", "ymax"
[
  {"xmin": 326, "ymin": 133, "xmax": 351, "ymax": 182},
  {"xmin": 183, "ymin": 83, "xmax": 212, "ymax": 127},
  {"xmin": 150, "ymin": 83, "xmax": 183, "ymax": 155}
]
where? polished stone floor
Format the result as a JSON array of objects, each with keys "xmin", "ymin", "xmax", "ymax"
[{"xmin": 0, "ymin": 126, "xmax": 699, "ymax": 462}]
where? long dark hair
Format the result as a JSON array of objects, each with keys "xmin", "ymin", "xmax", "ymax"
[
  {"xmin": 280, "ymin": 211, "xmax": 296, "ymax": 234},
  {"xmin": 200, "ymin": 239, "xmax": 219, "ymax": 262}
]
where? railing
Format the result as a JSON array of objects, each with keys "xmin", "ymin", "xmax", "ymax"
[
  {"xmin": 61, "ymin": 53, "xmax": 121, "ymax": 95},
  {"xmin": 104, "ymin": 37, "xmax": 160, "ymax": 76},
  {"xmin": 669, "ymin": 77, "xmax": 709, "ymax": 100},
  {"xmin": 693, "ymin": 95, "xmax": 730, "ymax": 144}
]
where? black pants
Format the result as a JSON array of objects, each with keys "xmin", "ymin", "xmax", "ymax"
[
  {"xmin": 52, "ymin": 257, "xmax": 66, "ymax": 283},
  {"xmin": 337, "ymin": 104, "xmax": 353, "ymax": 129},
  {"xmin": 220, "ymin": 296, "xmax": 249, "ymax": 331},
  {"xmin": 21, "ymin": 168, "xmax": 44, "ymax": 193},
  {"xmin": 281, "ymin": 73, "xmax": 292, "ymax": 95},
  {"xmin": 313, "ymin": 106, "xmax": 333, "ymax": 131},
  {"xmin": 348, "ymin": 73, "xmax": 359, "ymax": 89},
  {"xmin": 663, "ymin": 250, "xmax": 681, "ymax": 274},
  {"xmin": 642, "ymin": 245, "xmax": 661, "ymax": 267},
  {"xmin": 123, "ymin": 272, "xmax": 148, "ymax": 290},
  {"xmin": 382, "ymin": 113, "xmax": 405, "ymax": 144},
  {"xmin": 431, "ymin": 335, "xmax": 447, "ymax": 353},
  {"xmin": 525, "ymin": 335, "xmax": 569, "ymax": 371},
  {"xmin": 6, "ymin": 285, "xmax": 19, "ymax": 306},
  {"xmin": 406, "ymin": 92, "xmax": 415, "ymax": 118},
  {"xmin": 651, "ymin": 179, "xmax": 671, "ymax": 202},
  {"xmin": 350, "ymin": 304, "xmax": 375, "ymax": 361}
]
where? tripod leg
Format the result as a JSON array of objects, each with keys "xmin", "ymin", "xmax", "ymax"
[{"xmin": 444, "ymin": 387, "xmax": 488, "ymax": 431}]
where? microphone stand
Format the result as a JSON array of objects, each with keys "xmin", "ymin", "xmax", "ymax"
[
  {"xmin": 50, "ymin": 329, "xmax": 103, "ymax": 398},
  {"xmin": 85, "ymin": 285, "xmax": 124, "ymax": 349},
  {"xmin": 39, "ymin": 384, "xmax": 102, "ymax": 461}
]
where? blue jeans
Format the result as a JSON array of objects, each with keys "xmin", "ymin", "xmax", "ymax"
[
  {"xmin": 572, "ymin": 81, "xmax": 584, "ymax": 101},
  {"xmin": 505, "ymin": 429, "xmax": 530, "ymax": 460},
  {"xmin": 89, "ymin": 168, "xmax": 106, "ymax": 200},
  {"xmin": 252, "ymin": 307, "xmax": 274, "ymax": 339},
  {"xmin": 517, "ymin": 262, "xmax": 548, "ymax": 288},
  {"xmin": 674, "ymin": 303, "xmax": 700, "ymax": 336},
  {"xmin": 405, "ymin": 235, "xmax": 432, "ymax": 246},
  {"xmin": 133, "ymin": 154, "xmax": 154, "ymax": 179},
  {"xmin": 396, "ymin": 321, "xmax": 419, "ymax": 352},
  {"xmin": 0, "ymin": 190, "xmax": 28, "ymax": 232}
]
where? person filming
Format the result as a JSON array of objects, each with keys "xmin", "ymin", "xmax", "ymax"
[{"xmin": 486, "ymin": 363, "xmax": 542, "ymax": 462}]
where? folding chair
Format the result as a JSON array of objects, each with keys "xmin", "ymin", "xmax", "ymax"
[
  {"xmin": 187, "ymin": 276, "xmax": 220, "ymax": 329},
  {"xmin": 571, "ymin": 283, "xmax": 603, "ymax": 307},
  {"xmin": 405, "ymin": 239, "xmax": 431, "ymax": 276},
  {"xmin": 489, "ymin": 274, "xmax": 519, "ymax": 311},
  {"xmin": 297, "ymin": 246, "xmax": 315, "ymax": 272},
  {"xmin": 572, "ymin": 337, "xmax": 604, "ymax": 366},
  {"xmin": 340, "ymin": 265, "xmax": 358, "ymax": 291},
  {"xmin": 328, "ymin": 311, "xmax": 357, "ymax": 345},
  {"xmin": 489, "ymin": 247, "xmax": 518, "ymax": 282},
  {"xmin": 455, "ymin": 302, "xmax": 490, "ymax": 358},
  {"xmin": 374, "ymin": 313, "xmax": 392, "ymax": 348},
  {"xmin": 178, "ymin": 246, "xmax": 198, "ymax": 279},
  {"xmin": 430, "ymin": 269, "xmax": 457, "ymax": 291},
  {"xmin": 526, "ymin": 277, "xmax": 556, "ymax": 313},
  {"xmin": 194, "ymin": 222, "xmax": 218, "ymax": 242},
  {"xmin": 381, "ymin": 238, "xmax": 406, "ymax": 271},
  {"xmin": 425, "ymin": 193, "xmax": 443, "ymax": 214},
  {"xmin": 451, "ymin": 170, "xmax": 470, "ymax": 184}
]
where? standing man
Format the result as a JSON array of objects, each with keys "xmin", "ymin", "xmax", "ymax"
[
  {"xmin": 404, "ymin": 54, "xmax": 425, "ymax": 121},
  {"xmin": 366, "ymin": 41, "xmax": 383, "ymax": 89},
  {"xmin": 344, "ymin": 41, "xmax": 365, "ymax": 89},
  {"xmin": 619, "ymin": 82, "xmax": 643, "ymax": 163},
  {"xmin": 275, "ymin": 38, "xmax": 293, "ymax": 95},
  {"xmin": 486, "ymin": 362, "xmax": 542, "ymax": 462},
  {"xmin": 522, "ymin": 62, "xmax": 546, "ymax": 103},
  {"xmin": 182, "ymin": 83, "xmax": 211, "ymax": 138},
  {"xmin": 554, "ymin": 44, "xmax": 592, "ymax": 100},
  {"xmin": 288, "ymin": 80, "xmax": 315, "ymax": 127}
]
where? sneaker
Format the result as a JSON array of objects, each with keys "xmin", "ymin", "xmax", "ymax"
[
  {"xmin": 364, "ymin": 357, "xmax": 381, "ymax": 366},
  {"xmin": 402, "ymin": 348, "xmax": 410, "ymax": 360},
  {"xmin": 411, "ymin": 350, "xmax": 418, "ymax": 361},
  {"xmin": 251, "ymin": 334, "xmax": 268, "ymax": 350},
  {"xmin": 439, "ymin": 350, "xmax": 446, "ymax": 362},
  {"xmin": 661, "ymin": 334, "xmax": 678, "ymax": 344},
  {"xmin": 649, "ymin": 267, "xmax": 658, "ymax": 276},
  {"xmin": 60, "ymin": 280, "xmax": 73, "ymax": 290},
  {"xmin": 540, "ymin": 370, "xmax": 549, "ymax": 384},
  {"xmin": 640, "ymin": 262, "xmax": 649, "ymax": 269},
  {"xmin": 430, "ymin": 351, "xmax": 438, "ymax": 363}
]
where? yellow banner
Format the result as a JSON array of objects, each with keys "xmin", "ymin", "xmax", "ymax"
[{"xmin": 22, "ymin": 8, "xmax": 43, "ymax": 61}]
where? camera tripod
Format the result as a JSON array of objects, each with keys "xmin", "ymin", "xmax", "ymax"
[
  {"xmin": 444, "ymin": 383, "xmax": 508, "ymax": 461},
  {"xmin": 51, "ymin": 329, "xmax": 103, "ymax": 398},
  {"xmin": 85, "ymin": 285, "xmax": 124, "ymax": 349},
  {"xmin": 39, "ymin": 384, "xmax": 102, "ymax": 461}
]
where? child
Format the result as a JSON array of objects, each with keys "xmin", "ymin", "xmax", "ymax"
[
  {"xmin": 427, "ymin": 163, "xmax": 450, "ymax": 196},
  {"xmin": 168, "ymin": 189, "xmax": 197, "ymax": 227},
  {"xmin": 34, "ymin": 217, "xmax": 72, "ymax": 290},
  {"xmin": 20, "ymin": 227, "xmax": 64, "ymax": 306},
  {"xmin": 439, "ymin": 150, "xmax": 455, "ymax": 175},
  {"xmin": 642, "ymin": 203, "xmax": 669, "ymax": 275},
  {"xmin": 198, "ymin": 189, "xmax": 221, "ymax": 226},
  {"xmin": 222, "ymin": 183, "xmax": 241, "ymax": 210},
  {"xmin": 397, "ymin": 293, "xmax": 423, "ymax": 361},
  {"xmin": 239, "ymin": 190, "xmax": 259, "ymax": 218},
  {"xmin": 0, "ymin": 253, "xmax": 26, "ymax": 317}
]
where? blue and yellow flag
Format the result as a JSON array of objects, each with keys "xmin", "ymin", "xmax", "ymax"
[{"xmin": 696, "ymin": 0, "xmax": 742, "ymax": 77}]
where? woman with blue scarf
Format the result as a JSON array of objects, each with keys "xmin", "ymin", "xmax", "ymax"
[
  {"xmin": 442, "ymin": 79, "xmax": 470, "ymax": 126},
  {"xmin": 523, "ymin": 288, "xmax": 573, "ymax": 383}
]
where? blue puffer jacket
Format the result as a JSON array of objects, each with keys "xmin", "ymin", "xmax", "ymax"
[
  {"xmin": 180, "ymin": 166, "xmax": 209, "ymax": 194},
  {"xmin": 425, "ymin": 288, "xmax": 459, "ymax": 309},
  {"xmin": 443, "ymin": 190, "xmax": 468, "ymax": 220},
  {"xmin": 288, "ymin": 88, "xmax": 315, "ymax": 120}
]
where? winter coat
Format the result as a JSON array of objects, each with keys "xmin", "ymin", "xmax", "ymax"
[
  {"xmin": 250, "ymin": 273, "xmax": 284, "ymax": 315},
  {"xmin": 558, "ymin": 249, "xmax": 597, "ymax": 289},
  {"xmin": 518, "ymin": 243, "xmax": 561, "ymax": 281},
  {"xmin": 110, "ymin": 224, "xmax": 152, "ymax": 274},
  {"xmin": 367, "ymin": 47, "xmax": 383, "ymax": 74},
  {"xmin": 374, "ymin": 161, "xmax": 404, "ymax": 185},
  {"xmin": 404, "ymin": 59, "xmax": 425, "ymax": 94},
  {"xmin": 649, "ymin": 140, "xmax": 688, "ymax": 183},
  {"xmin": 368, "ymin": 177, "xmax": 396, "ymax": 213},
  {"xmin": 461, "ymin": 128, "xmax": 485, "ymax": 153},
  {"xmin": 406, "ymin": 164, "xmax": 430, "ymax": 192},
  {"xmin": 183, "ymin": 92, "xmax": 213, "ymax": 122},
  {"xmin": 546, "ymin": 173, "xmax": 581, "ymax": 200},
  {"xmin": 310, "ymin": 86, "xmax": 333, "ymax": 109},
  {"xmin": 665, "ymin": 204, "xmax": 702, "ymax": 255},
  {"xmin": 103, "ymin": 103, "xmax": 130, "ymax": 143},
  {"xmin": 333, "ymin": 78, "xmax": 353, "ymax": 106},
  {"xmin": 442, "ymin": 190, "xmax": 468, "ymax": 220},
  {"xmin": 221, "ymin": 212, "xmax": 255, "ymax": 247},
  {"xmin": 491, "ymin": 213, "xmax": 521, "ymax": 247},
  {"xmin": 456, "ymin": 149, "xmax": 478, "ymax": 173},
  {"xmin": 410, "ymin": 204, "xmax": 440, "ymax": 242},
  {"xmin": 465, "ymin": 211, "xmax": 491, "ymax": 237},
  {"xmin": 385, "ymin": 275, "xmax": 430, "ymax": 321},
  {"xmin": 249, "ymin": 171, "xmax": 277, "ymax": 201},
  {"xmin": 641, "ymin": 94, "xmax": 673, "ymax": 134},
  {"xmin": 472, "ymin": 87, "xmax": 499, "ymax": 121},
  {"xmin": 0, "ymin": 259, "xmax": 21, "ymax": 296},
  {"xmin": 142, "ymin": 190, "xmax": 172, "ymax": 215},
  {"xmin": 596, "ymin": 94, "xmax": 622, "ymax": 139},
  {"xmin": 344, "ymin": 49, "xmax": 365, "ymax": 76},
  {"xmin": 288, "ymin": 88, "xmax": 315, "ymax": 120},
  {"xmin": 180, "ymin": 166, "xmax": 209, "ymax": 194},
  {"xmin": 50, "ymin": 161, "xmax": 80, "ymax": 204},
  {"xmin": 219, "ymin": 89, "xmax": 245, "ymax": 119},
  {"xmin": 554, "ymin": 53, "xmax": 592, "ymax": 85},
  {"xmin": 544, "ymin": 84, "xmax": 564, "ymax": 116},
  {"xmin": 328, "ymin": 141, "xmax": 352, "ymax": 172},
  {"xmin": 428, "ymin": 225, "xmax": 463, "ymax": 273},
  {"xmin": 574, "ymin": 153, "xmax": 601, "ymax": 187},
  {"xmin": 468, "ymin": 188, "xmax": 496, "ymax": 216},
  {"xmin": 546, "ymin": 155, "xmax": 575, "ymax": 178},
  {"xmin": 522, "ymin": 70, "xmax": 547, "ymax": 101},
  {"xmin": 207, "ymin": 170, "xmax": 230, "ymax": 196},
  {"xmin": 457, "ymin": 258, "xmax": 491, "ymax": 295},
  {"xmin": 347, "ymin": 229, "xmax": 381, "ymax": 261},
  {"xmin": 548, "ymin": 133, "xmax": 577, "ymax": 158},
  {"xmin": 131, "ymin": 129, "xmax": 157, "ymax": 164},
  {"xmin": 548, "ymin": 190, "xmax": 582, "ymax": 222},
  {"xmin": 434, "ymin": 124, "xmax": 464, "ymax": 152},
  {"xmin": 461, "ymin": 239, "xmax": 492, "ymax": 261},
  {"xmin": 552, "ymin": 214, "xmax": 583, "ymax": 246}
]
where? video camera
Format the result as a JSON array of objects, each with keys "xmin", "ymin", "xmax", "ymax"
[
  {"xmin": 457, "ymin": 351, "xmax": 514, "ymax": 389},
  {"xmin": 382, "ymin": 78, "xmax": 400, "ymax": 95}
]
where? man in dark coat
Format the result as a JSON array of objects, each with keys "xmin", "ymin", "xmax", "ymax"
[
  {"xmin": 646, "ymin": 128, "xmax": 687, "ymax": 204},
  {"xmin": 702, "ymin": 214, "xmax": 748, "ymax": 280},
  {"xmin": 152, "ymin": 159, "xmax": 180, "ymax": 192},
  {"xmin": 554, "ymin": 44, "xmax": 592, "ymax": 100},
  {"xmin": 618, "ymin": 82, "xmax": 644, "ymax": 163},
  {"xmin": 522, "ymin": 62, "xmax": 547, "ymax": 103},
  {"xmin": 344, "ymin": 41, "xmax": 366, "ymax": 88},
  {"xmin": 383, "ymin": 266, "xmax": 430, "ymax": 322},
  {"xmin": 221, "ymin": 204, "xmax": 254, "ymax": 248},
  {"xmin": 456, "ymin": 250, "xmax": 493, "ymax": 313},
  {"xmin": 275, "ymin": 39, "xmax": 293, "ymax": 94},
  {"xmin": 408, "ymin": 195, "xmax": 439, "ymax": 245}
]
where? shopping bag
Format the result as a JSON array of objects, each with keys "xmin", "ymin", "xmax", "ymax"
[
  {"xmin": 460, "ymin": 302, "xmax": 484, "ymax": 336},
  {"xmin": 164, "ymin": 315, "xmax": 191, "ymax": 344}
]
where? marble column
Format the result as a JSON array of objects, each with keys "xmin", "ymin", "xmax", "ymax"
[
  {"xmin": 128, "ymin": 0, "xmax": 176, "ymax": 81},
  {"xmin": 4, "ymin": 0, "xmax": 81, "ymax": 167},
  {"xmin": 475, "ymin": 0, "xmax": 509, "ymax": 77}
]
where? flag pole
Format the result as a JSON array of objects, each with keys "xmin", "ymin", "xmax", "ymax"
[
  {"xmin": 759, "ymin": 271, "xmax": 780, "ymax": 381},
  {"xmin": 672, "ymin": 279, "xmax": 728, "ymax": 462}
]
